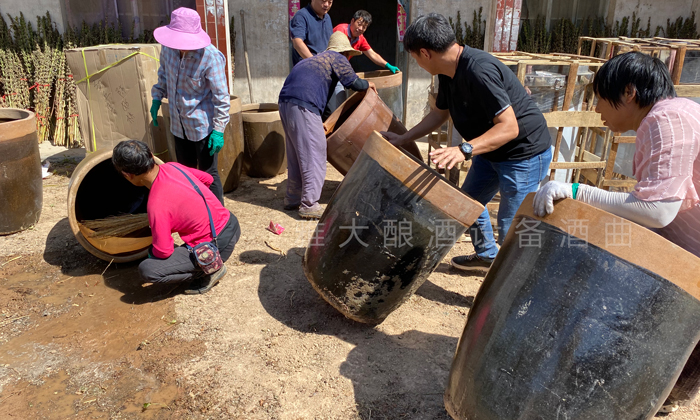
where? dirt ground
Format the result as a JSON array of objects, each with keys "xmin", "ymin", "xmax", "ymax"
[{"xmin": 1, "ymin": 146, "xmax": 699, "ymax": 419}]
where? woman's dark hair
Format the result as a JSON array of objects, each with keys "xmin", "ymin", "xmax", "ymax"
[
  {"xmin": 352, "ymin": 10, "xmax": 372, "ymax": 26},
  {"xmin": 403, "ymin": 13, "xmax": 456, "ymax": 54},
  {"xmin": 593, "ymin": 51, "xmax": 676, "ymax": 109},
  {"xmin": 112, "ymin": 140, "xmax": 155, "ymax": 175}
]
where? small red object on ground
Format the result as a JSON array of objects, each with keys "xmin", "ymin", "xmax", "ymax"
[{"xmin": 267, "ymin": 221, "xmax": 285, "ymax": 235}]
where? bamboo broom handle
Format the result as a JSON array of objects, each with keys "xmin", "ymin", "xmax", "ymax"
[{"xmin": 240, "ymin": 10, "xmax": 255, "ymax": 104}]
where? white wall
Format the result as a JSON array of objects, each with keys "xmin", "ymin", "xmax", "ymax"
[
  {"xmin": 227, "ymin": 0, "xmax": 493, "ymax": 126},
  {"xmin": 0, "ymin": 0, "xmax": 66, "ymax": 32},
  {"xmin": 229, "ymin": 0, "xmax": 289, "ymax": 106},
  {"xmin": 225, "ymin": 0, "xmax": 699, "ymax": 127},
  {"xmin": 607, "ymin": 0, "xmax": 696, "ymax": 34}
]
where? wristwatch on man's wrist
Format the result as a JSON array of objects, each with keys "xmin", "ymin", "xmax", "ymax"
[{"xmin": 459, "ymin": 142, "xmax": 473, "ymax": 161}]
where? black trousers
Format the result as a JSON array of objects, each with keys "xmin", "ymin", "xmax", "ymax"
[
  {"xmin": 173, "ymin": 132, "xmax": 224, "ymax": 204},
  {"xmin": 138, "ymin": 213, "xmax": 241, "ymax": 284}
]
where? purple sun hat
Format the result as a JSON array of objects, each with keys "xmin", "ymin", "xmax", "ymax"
[{"xmin": 154, "ymin": 7, "xmax": 211, "ymax": 50}]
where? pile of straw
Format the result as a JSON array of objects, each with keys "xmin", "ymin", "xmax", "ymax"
[{"xmin": 82, "ymin": 213, "xmax": 150, "ymax": 238}]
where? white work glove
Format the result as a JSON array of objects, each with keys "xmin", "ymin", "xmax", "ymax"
[{"xmin": 533, "ymin": 181, "xmax": 573, "ymax": 217}]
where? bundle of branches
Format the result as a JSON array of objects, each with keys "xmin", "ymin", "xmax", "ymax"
[
  {"xmin": 230, "ymin": 15, "xmax": 236, "ymax": 86},
  {"xmin": 81, "ymin": 213, "xmax": 150, "ymax": 238},
  {"xmin": 52, "ymin": 48, "xmax": 67, "ymax": 146},
  {"xmin": 518, "ymin": 15, "xmax": 551, "ymax": 53},
  {"xmin": 34, "ymin": 13, "xmax": 62, "ymax": 143},
  {"xmin": 33, "ymin": 46, "xmax": 59, "ymax": 142},
  {"xmin": 0, "ymin": 15, "xmax": 30, "ymax": 109},
  {"xmin": 449, "ymin": 8, "xmax": 486, "ymax": 50},
  {"xmin": 610, "ymin": 13, "xmax": 653, "ymax": 38},
  {"xmin": 550, "ymin": 18, "xmax": 582, "ymax": 54},
  {"xmin": 657, "ymin": 12, "xmax": 699, "ymax": 38},
  {"xmin": 61, "ymin": 32, "xmax": 82, "ymax": 148},
  {"xmin": 0, "ymin": 11, "xmax": 157, "ymax": 148},
  {"xmin": 519, "ymin": 13, "xmax": 696, "ymax": 55},
  {"xmin": 65, "ymin": 64, "xmax": 82, "ymax": 148},
  {"xmin": 63, "ymin": 19, "xmax": 123, "ymax": 48}
]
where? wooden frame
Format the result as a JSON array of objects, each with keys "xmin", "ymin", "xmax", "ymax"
[
  {"xmin": 577, "ymin": 36, "xmax": 700, "ymax": 190},
  {"xmin": 578, "ymin": 36, "xmax": 700, "ymax": 89},
  {"xmin": 492, "ymin": 52, "xmax": 611, "ymax": 186},
  {"xmin": 426, "ymin": 75, "xmax": 463, "ymax": 186}
]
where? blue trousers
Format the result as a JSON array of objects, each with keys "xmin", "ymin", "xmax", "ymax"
[{"xmin": 461, "ymin": 148, "xmax": 552, "ymax": 259}]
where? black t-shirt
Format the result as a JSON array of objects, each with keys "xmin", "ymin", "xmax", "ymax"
[{"xmin": 436, "ymin": 46, "xmax": 550, "ymax": 162}]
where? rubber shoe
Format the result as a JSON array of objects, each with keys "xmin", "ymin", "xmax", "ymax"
[
  {"xmin": 299, "ymin": 204, "xmax": 324, "ymax": 220},
  {"xmin": 657, "ymin": 400, "xmax": 680, "ymax": 415},
  {"xmin": 451, "ymin": 254, "xmax": 494, "ymax": 270},
  {"xmin": 283, "ymin": 202, "xmax": 300, "ymax": 211},
  {"xmin": 184, "ymin": 265, "xmax": 227, "ymax": 295}
]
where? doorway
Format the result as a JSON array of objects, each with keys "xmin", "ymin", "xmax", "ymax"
[{"xmin": 301, "ymin": 0, "xmax": 398, "ymax": 73}]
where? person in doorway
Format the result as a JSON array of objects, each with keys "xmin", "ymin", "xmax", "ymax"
[
  {"xmin": 533, "ymin": 51, "xmax": 700, "ymax": 414},
  {"xmin": 278, "ymin": 32, "xmax": 375, "ymax": 219},
  {"xmin": 326, "ymin": 10, "xmax": 401, "ymax": 114},
  {"xmin": 333, "ymin": 10, "xmax": 400, "ymax": 73},
  {"xmin": 290, "ymin": 0, "xmax": 334, "ymax": 66},
  {"xmin": 113, "ymin": 140, "xmax": 241, "ymax": 295},
  {"xmin": 150, "ymin": 7, "xmax": 230, "ymax": 205},
  {"xmin": 381, "ymin": 13, "xmax": 551, "ymax": 270}
]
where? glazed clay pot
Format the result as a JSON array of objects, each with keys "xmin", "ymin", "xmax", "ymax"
[
  {"xmin": 218, "ymin": 96, "xmax": 245, "ymax": 192},
  {"xmin": 0, "ymin": 108, "xmax": 42, "ymax": 235},
  {"xmin": 325, "ymin": 88, "xmax": 421, "ymax": 176},
  {"xmin": 303, "ymin": 131, "xmax": 483, "ymax": 324},
  {"xmin": 444, "ymin": 194, "xmax": 700, "ymax": 420},
  {"xmin": 355, "ymin": 69, "xmax": 404, "ymax": 121},
  {"xmin": 67, "ymin": 148, "xmax": 163, "ymax": 262},
  {"xmin": 241, "ymin": 103, "xmax": 286, "ymax": 178}
]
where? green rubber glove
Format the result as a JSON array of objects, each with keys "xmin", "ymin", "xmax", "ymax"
[
  {"xmin": 150, "ymin": 99, "xmax": 161, "ymax": 127},
  {"xmin": 385, "ymin": 63, "xmax": 400, "ymax": 74},
  {"xmin": 208, "ymin": 130, "xmax": 224, "ymax": 156}
]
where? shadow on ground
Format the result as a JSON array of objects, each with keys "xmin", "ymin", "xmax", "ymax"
[
  {"xmin": 415, "ymin": 278, "xmax": 474, "ymax": 308},
  {"xmin": 246, "ymin": 248, "xmax": 457, "ymax": 419},
  {"xmin": 226, "ymin": 175, "xmax": 341, "ymax": 214},
  {"xmin": 433, "ymin": 261, "xmax": 490, "ymax": 279},
  {"xmin": 43, "ymin": 218, "xmax": 184, "ymax": 304}
]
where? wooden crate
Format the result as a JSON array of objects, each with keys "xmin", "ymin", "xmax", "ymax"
[
  {"xmin": 578, "ymin": 36, "xmax": 700, "ymax": 95},
  {"xmin": 577, "ymin": 36, "xmax": 620, "ymax": 60},
  {"xmin": 492, "ymin": 52, "xmax": 612, "ymax": 187},
  {"xmin": 577, "ymin": 37, "xmax": 700, "ymax": 189}
]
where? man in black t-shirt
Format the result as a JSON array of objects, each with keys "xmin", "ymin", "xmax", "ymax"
[{"xmin": 381, "ymin": 13, "xmax": 551, "ymax": 269}]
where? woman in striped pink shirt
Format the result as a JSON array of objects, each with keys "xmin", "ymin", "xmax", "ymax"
[{"xmin": 535, "ymin": 51, "xmax": 700, "ymax": 414}]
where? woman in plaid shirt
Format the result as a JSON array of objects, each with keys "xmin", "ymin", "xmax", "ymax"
[{"xmin": 150, "ymin": 7, "xmax": 230, "ymax": 204}]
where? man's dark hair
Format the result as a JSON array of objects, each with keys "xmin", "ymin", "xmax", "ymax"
[
  {"xmin": 112, "ymin": 140, "xmax": 155, "ymax": 175},
  {"xmin": 593, "ymin": 51, "xmax": 676, "ymax": 109},
  {"xmin": 403, "ymin": 13, "xmax": 456, "ymax": 54},
  {"xmin": 352, "ymin": 10, "xmax": 372, "ymax": 26}
]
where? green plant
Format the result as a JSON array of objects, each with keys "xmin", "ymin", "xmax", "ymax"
[
  {"xmin": 657, "ymin": 12, "xmax": 699, "ymax": 38},
  {"xmin": 449, "ymin": 8, "xmax": 486, "ymax": 49},
  {"xmin": 0, "ymin": 11, "xmax": 156, "ymax": 147},
  {"xmin": 518, "ymin": 15, "xmax": 551, "ymax": 53},
  {"xmin": 518, "ymin": 13, "xmax": 699, "ymax": 55}
]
